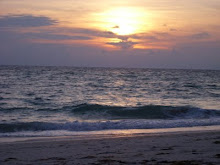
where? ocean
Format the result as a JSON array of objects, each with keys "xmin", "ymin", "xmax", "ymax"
[{"xmin": 0, "ymin": 66, "xmax": 219, "ymax": 137}]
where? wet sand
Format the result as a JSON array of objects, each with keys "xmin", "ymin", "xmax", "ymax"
[{"xmin": 0, "ymin": 130, "xmax": 220, "ymax": 165}]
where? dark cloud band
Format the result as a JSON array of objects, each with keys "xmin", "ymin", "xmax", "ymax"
[{"xmin": 0, "ymin": 15, "xmax": 57, "ymax": 27}]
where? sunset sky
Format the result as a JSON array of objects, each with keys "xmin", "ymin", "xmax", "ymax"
[{"xmin": 0, "ymin": 0, "xmax": 220, "ymax": 69}]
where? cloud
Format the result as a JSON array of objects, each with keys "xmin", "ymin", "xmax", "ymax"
[
  {"xmin": 25, "ymin": 32, "xmax": 92, "ymax": 40},
  {"xmin": 130, "ymin": 32, "xmax": 171, "ymax": 42},
  {"xmin": 153, "ymin": 32, "xmax": 172, "ymax": 38},
  {"xmin": 0, "ymin": 15, "xmax": 57, "ymax": 28},
  {"xmin": 0, "ymin": 26, "xmax": 219, "ymax": 70},
  {"xmin": 106, "ymin": 40, "xmax": 138, "ymax": 49},
  {"xmin": 0, "ymin": 17, "xmax": 218, "ymax": 70},
  {"xmin": 140, "ymin": 35, "xmax": 159, "ymax": 42},
  {"xmin": 190, "ymin": 32, "xmax": 211, "ymax": 40},
  {"xmin": 55, "ymin": 28, "xmax": 117, "ymax": 39},
  {"xmin": 170, "ymin": 28, "xmax": 177, "ymax": 31},
  {"xmin": 112, "ymin": 25, "xmax": 119, "ymax": 28},
  {"xmin": 29, "ymin": 27, "xmax": 131, "ymax": 45}
]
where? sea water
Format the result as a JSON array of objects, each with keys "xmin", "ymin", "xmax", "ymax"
[{"xmin": 0, "ymin": 66, "xmax": 219, "ymax": 137}]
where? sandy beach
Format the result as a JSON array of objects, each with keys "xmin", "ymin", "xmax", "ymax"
[{"xmin": 0, "ymin": 128, "xmax": 219, "ymax": 165}]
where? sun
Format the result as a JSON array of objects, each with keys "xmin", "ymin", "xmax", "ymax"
[{"xmin": 99, "ymin": 7, "xmax": 147, "ymax": 35}]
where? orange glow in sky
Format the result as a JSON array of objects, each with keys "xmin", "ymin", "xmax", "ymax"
[
  {"xmin": 97, "ymin": 7, "xmax": 149, "ymax": 35},
  {"xmin": 0, "ymin": 0, "xmax": 220, "ymax": 69},
  {"xmin": 1, "ymin": 0, "xmax": 220, "ymax": 50}
]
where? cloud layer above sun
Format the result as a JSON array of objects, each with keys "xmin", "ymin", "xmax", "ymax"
[{"xmin": 0, "ymin": 0, "xmax": 219, "ymax": 69}]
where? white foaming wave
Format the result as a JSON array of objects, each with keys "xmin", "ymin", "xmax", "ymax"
[{"xmin": 0, "ymin": 118, "xmax": 220, "ymax": 137}]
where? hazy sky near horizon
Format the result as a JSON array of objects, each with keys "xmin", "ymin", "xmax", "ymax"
[{"xmin": 0, "ymin": 0, "xmax": 220, "ymax": 69}]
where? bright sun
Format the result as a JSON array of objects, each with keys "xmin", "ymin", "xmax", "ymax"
[{"xmin": 99, "ymin": 7, "xmax": 146, "ymax": 35}]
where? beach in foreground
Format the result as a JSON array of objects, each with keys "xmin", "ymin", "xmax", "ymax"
[{"xmin": 0, "ymin": 128, "xmax": 219, "ymax": 165}]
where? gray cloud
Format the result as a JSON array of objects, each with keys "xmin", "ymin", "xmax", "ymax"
[
  {"xmin": 0, "ymin": 20, "xmax": 219, "ymax": 70},
  {"xmin": 170, "ymin": 28, "xmax": 177, "ymax": 31},
  {"xmin": 0, "ymin": 26, "xmax": 219, "ymax": 70},
  {"xmin": 25, "ymin": 32, "xmax": 92, "ymax": 40},
  {"xmin": 0, "ymin": 28, "xmax": 92, "ymax": 44},
  {"xmin": 130, "ymin": 32, "xmax": 173, "ymax": 43},
  {"xmin": 0, "ymin": 15, "xmax": 57, "ymax": 28},
  {"xmin": 56, "ymin": 28, "xmax": 117, "ymax": 39},
  {"xmin": 132, "ymin": 34, "xmax": 159, "ymax": 42},
  {"xmin": 36, "ymin": 27, "xmax": 131, "ymax": 44},
  {"xmin": 106, "ymin": 41, "xmax": 138, "ymax": 49},
  {"xmin": 190, "ymin": 32, "xmax": 211, "ymax": 40}
]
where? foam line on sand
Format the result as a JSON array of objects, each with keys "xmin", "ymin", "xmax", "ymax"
[{"xmin": 0, "ymin": 126, "xmax": 220, "ymax": 164}]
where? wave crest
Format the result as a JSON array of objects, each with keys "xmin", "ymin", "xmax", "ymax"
[
  {"xmin": 1, "ymin": 118, "xmax": 220, "ymax": 133},
  {"xmin": 70, "ymin": 104, "xmax": 220, "ymax": 119}
]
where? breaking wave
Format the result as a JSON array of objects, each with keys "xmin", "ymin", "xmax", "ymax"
[
  {"xmin": 69, "ymin": 104, "xmax": 220, "ymax": 119},
  {"xmin": 0, "ymin": 118, "xmax": 220, "ymax": 134},
  {"xmin": 1, "ymin": 104, "xmax": 219, "ymax": 134}
]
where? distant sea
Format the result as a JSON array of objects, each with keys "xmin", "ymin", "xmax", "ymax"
[{"xmin": 0, "ymin": 66, "xmax": 219, "ymax": 137}]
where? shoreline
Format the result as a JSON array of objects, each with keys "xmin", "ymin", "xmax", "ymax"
[
  {"xmin": 0, "ymin": 126, "xmax": 220, "ymax": 164},
  {"xmin": 0, "ymin": 125, "xmax": 220, "ymax": 143}
]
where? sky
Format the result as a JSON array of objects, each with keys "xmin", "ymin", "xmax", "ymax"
[{"xmin": 0, "ymin": 0, "xmax": 220, "ymax": 69}]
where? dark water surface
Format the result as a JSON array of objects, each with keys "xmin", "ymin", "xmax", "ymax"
[{"xmin": 0, "ymin": 66, "xmax": 219, "ymax": 136}]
